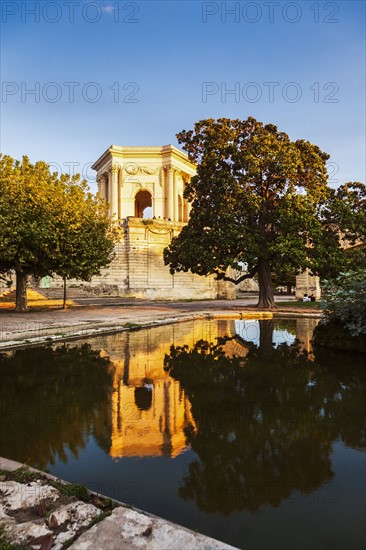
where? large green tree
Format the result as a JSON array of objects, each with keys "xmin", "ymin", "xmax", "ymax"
[
  {"xmin": 164, "ymin": 118, "xmax": 363, "ymax": 308},
  {"xmin": 0, "ymin": 154, "xmax": 117, "ymax": 311}
]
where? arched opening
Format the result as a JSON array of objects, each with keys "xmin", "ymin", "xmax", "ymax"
[
  {"xmin": 178, "ymin": 195, "xmax": 183, "ymax": 222},
  {"xmin": 134, "ymin": 386, "xmax": 153, "ymax": 411},
  {"xmin": 135, "ymin": 190, "xmax": 152, "ymax": 218}
]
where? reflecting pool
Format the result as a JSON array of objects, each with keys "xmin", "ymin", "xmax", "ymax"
[{"xmin": 1, "ymin": 318, "xmax": 365, "ymax": 550}]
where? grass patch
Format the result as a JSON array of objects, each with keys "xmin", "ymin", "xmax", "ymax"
[
  {"xmin": 58, "ymin": 483, "xmax": 89, "ymax": 501},
  {"xmin": 276, "ymin": 301, "xmax": 321, "ymax": 309},
  {"xmin": 0, "ymin": 525, "xmax": 28, "ymax": 550},
  {"xmin": 123, "ymin": 322, "xmax": 141, "ymax": 329},
  {"xmin": 0, "ymin": 467, "xmax": 38, "ymax": 484}
]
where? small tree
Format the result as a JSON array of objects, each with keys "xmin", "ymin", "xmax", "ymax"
[
  {"xmin": 0, "ymin": 154, "xmax": 117, "ymax": 311},
  {"xmin": 164, "ymin": 117, "xmax": 354, "ymax": 308},
  {"xmin": 50, "ymin": 179, "xmax": 117, "ymax": 308}
]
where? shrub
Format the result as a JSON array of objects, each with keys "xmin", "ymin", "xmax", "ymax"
[{"xmin": 320, "ymin": 270, "xmax": 366, "ymax": 337}]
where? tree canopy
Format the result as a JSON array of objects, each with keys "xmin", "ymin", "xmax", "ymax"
[
  {"xmin": 164, "ymin": 117, "xmax": 365, "ymax": 308},
  {"xmin": 0, "ymin": 154, "xmax": 117, "ymax": 311}
]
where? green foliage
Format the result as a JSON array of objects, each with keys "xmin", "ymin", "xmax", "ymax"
[
  {"xmin": 324, "ymin": 182, "xmax": 366, "ymax": 244},
  {"xmin": 312, "ymin": 318, "xmax": 366, "ymax": 353},
  {"xmin": 164, "ymin": 117, "xmax": 364, "ymax": 308},
  {"xmin": 0, "ymin": 154, "xmax": 118, "ymax": 309},
  {"xmin": 0, "ymin": 467, "xmax": 38, "ymax": 484},
  {"xmin": 59, "ymin": 483, "xmax": 90, "ymax": 501},
  {"xmin": 320, "ymin": 270, "xmax": 366, "ymax": 337},
  {"xmin": 0, "ymin": 525, "xmax": 27, "ymax": 550},
  {"xmin": 123, "ymin": 322, "xmax": 141, "ymax": 329}
]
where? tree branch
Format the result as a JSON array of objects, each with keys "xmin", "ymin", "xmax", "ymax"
[{"xmin": 214, "ymin": 265, "xmax": 258, "ymax": 285}]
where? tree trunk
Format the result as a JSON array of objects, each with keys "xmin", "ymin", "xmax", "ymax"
[
  {"xmin": 257, "ymin": 258, "xmax": 276, "ymax": 309},
  {"xmin": 287, "ymin": 284, "xmax": 292, "ymax": 295},
  {"xmin": 63, "ymin": 277, "xmax": 67, "ymax": 310},
  {"xmin": 15, "ymin": 271, "xmax": 28, "ymax": 312},
  {"xmin": 259, "ymin": 319, "xmax": 275, "ymax": 351}
]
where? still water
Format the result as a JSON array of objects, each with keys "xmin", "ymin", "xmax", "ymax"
[{"xmin": 1, "ymin": 318, "xmax": 365, "ymax": 550}]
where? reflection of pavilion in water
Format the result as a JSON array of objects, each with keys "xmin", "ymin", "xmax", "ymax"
[
  {"xmin": 97, "ymin": 320, "xmax": 238, "ymax": 459},
  {"xmin": 90, "ymin": 318, "xmax": 317, "ymax": 460}
]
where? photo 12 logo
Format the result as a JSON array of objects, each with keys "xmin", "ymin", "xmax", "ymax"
[
  {"xmin": 1, "ymin": 1, "xmax": 140, "ymax": 24},
  {"xmin": 1, "ymin": 81, "xmax": 140, "ymax": 104},
  {"xmin": 201, "ymin": 2, "xmax": 340, "ymax": 24},
  {"xmin": 202, "ymin": 81, "xmax": 340, "ymax": 103}
]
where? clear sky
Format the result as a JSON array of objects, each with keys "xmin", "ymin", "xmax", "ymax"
[{"xmin": 1, "ymin": 0, "xmax": 365, "ymax": 192}]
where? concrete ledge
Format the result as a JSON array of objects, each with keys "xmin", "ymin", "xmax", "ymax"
[{"xmin": 70, "ymin": 506, "xmax": 237, "ymax": 550}]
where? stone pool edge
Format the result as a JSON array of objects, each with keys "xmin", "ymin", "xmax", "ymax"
[
  {"xmin": 0, "ymin": 456, "xmax": 239, "ymax": 550},
  {"xmin": 0, "ymin": 310, "xmax": 321, "ymax": 351}
]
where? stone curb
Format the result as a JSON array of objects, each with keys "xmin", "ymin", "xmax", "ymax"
[
  {"xmin": 0, "ymin": 457, "xmax": 239, "ymax": 550},
  {"xmin": 0, "ymin": 310, "xmax": 321, "ymax": 351}
]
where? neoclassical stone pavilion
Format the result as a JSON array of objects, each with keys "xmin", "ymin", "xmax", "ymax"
[
  {"xmin": 90, "ymin": 145, "xmax": 235, "ymax": 300},
  {"xmin": 93, "ymin": 145, "xmax": 195, "ymax": 222}
]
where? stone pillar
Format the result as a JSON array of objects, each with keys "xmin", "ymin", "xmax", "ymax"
[
  {"xmin": 159, "ymin": 168, "xmax": 166, "ymax": 219},
  {"xmin": 97, "ymin": 174, "xmax": 107, "ymax": 201},
  {"xmin": 118, "ymin": 167, "xmax": 123, "ymax": 219},
  {"xmin": 106, "ymin": 171, "xmax": 111, "ymax": 217},
  {"xmin": 173, "ymin": 170, "xmax": 179, "ymax": 222},
  {"xmin": 110, "ymin": 164, "xmax": 119, "ymax": 220},
  {"xmin": 166, "ymin": 166, "xmax": 174, "ymax": 220}
]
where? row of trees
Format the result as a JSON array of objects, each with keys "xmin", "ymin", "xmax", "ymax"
[
  {"xmin": 164, "ymin": 117, "xmax": 365, "ymax": 307},
  {"xmin": 0, "ymin": 155, "xmax": 117, "ymax": 311}
]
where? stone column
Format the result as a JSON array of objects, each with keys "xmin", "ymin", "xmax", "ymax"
[
  {"xmin": 159, "ymin": 168, "xmax": 166, "ymax": 218},
  {"xmin": 166, "ymin": 166, "xmax": 174, "ymax": 220},
  {"xmin": 173, "ymin": 170, "xmax": 179, "ymax": 222},
  {"xmin": 110, "ymin": 164, "xmax": 120, "ymax": 220},
  {"xmin": 118, "ymin": 166, "xmax": 123, "ymax": 219},
  {"xmin": 106, "ymin": 171, "xmax": 111, "ymax": 217},
  {"xmin": 98, "ymin": 173, "xmax": 107, "ymax": 201}
]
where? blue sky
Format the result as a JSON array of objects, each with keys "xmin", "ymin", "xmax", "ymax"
[{"xmin": 1, "ymin": 0, "xmax": 365, "ymax": 192}]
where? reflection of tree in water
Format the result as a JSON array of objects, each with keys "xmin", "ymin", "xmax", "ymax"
[
  {"xmin": 0, "ymin": 344, "xmax": 114, "ymax": 470},
  {"xmin": 164, "ymin": 320, "xmax": 366, "ymax": 514}
]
